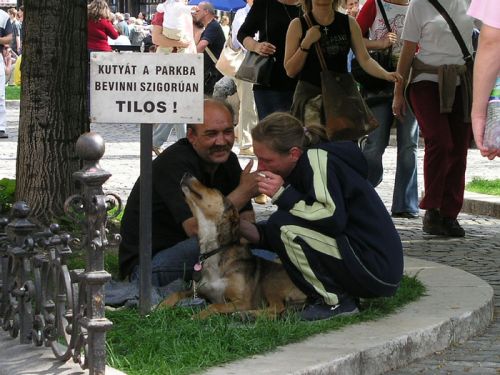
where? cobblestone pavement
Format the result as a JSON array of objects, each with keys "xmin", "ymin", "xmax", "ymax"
[{"xmin": 1, "ymin": 106, "xmax": 499, "ymax": 374}]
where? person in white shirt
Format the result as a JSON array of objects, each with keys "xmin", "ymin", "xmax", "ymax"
[
  {"xmin": 155, "ymin": 0, "xmax": 196, "ymax": 54},
  {"xmin": 392, "ymin": 0, "xmax": 474, "ymax": 237}
]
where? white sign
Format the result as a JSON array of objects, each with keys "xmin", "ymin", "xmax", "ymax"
[{"xmin": 90, "ymin": 52, "xmax": 204, "ymax": 124}]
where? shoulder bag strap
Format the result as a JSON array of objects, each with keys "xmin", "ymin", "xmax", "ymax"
[
  {"xmin": 205, "ymin": 46, "xmax": 218, "ymax": 64},
  {"xmin": 427, "ymin": 0, "xmax": 473, "ymax": 64},
  {"xmin": 376, "ymin": 0, "xmax": 391, "ymax": 32},
  {"xmin": 304, "ymin": 13, "xmax": 328, "ymax": 72},
  {"xmin": 376, "ymin": 0, "xmax": 393, "ymax": 56}
]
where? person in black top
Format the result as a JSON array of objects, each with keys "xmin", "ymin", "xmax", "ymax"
[
  {"xmin": 237, "ymin": 0, "xmax": 300, "ymax": 120},
  {"xmin": 119, "ymin": 99, "xmax": 259, "ymax": 286},
  {"xmin": 284, "ymin": 0, "xmax": 400, "ymax": 124},
  {"xmin": 193, "ymin": 1, "xmax": 226, "ymax": 95}
]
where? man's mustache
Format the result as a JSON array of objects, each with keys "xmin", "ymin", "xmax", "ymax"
[{"xmin": 209, "ymin": 145, "xmax": 231, "ymax": 154}]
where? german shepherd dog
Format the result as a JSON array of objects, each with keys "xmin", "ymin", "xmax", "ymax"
[{"xmin": 161, "ymin": 173, "xmax": 306, "ymax": 319}]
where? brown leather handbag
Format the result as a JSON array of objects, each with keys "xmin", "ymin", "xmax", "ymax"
[{"xmin": 304, "ymin": 14, "xmax": 378, "ymax": 140}]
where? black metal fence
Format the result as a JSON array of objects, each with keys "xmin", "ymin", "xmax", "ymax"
[{"xmin": 0, "ymin": 132, "xmax": 121, "ymax": 375}]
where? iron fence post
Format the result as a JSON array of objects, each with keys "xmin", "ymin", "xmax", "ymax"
[
  {"xmin": 6, "ymin": 202, "xmax": 36, "ymax": 344},
  {"xmin": 72, "ymin": 132, "xmax": 113, "ymax": 375},
  {"xmin": 0, "ymin": 217, "xmax": 9, "ymax": 320}
]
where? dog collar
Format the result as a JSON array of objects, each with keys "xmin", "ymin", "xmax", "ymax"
[{"xmin": 198, "ymin": 242, "xmax": 238, "ymax": 263}]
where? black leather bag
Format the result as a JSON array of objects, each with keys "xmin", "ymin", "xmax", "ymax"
[
  {"xmin": 351, "ymin": 49, "xmax": 394, "ymax": 92},
  {"xmin": 234, "ymin": 0, "xmax": 274, "ymax": 86},
  {"xmin": 235, "ymin": 52, "xmax": 275, "ymax": 86}
]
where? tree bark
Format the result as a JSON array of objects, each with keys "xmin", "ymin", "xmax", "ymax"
[{"xmin": 16, "ymin": 0, "xmax": 89, "ymax": 224}]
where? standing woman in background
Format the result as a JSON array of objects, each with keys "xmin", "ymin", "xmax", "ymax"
[
  {"xmin": 284, "ymin": 0, "xmax": 399, "ymax": 126},
  {"xmin": 87, "ymin": 0, "xmax": 119, "ymax": 52},
  {"xmin": 392, "ymin": 0, "xmax": 474, "ymax": 237},
  {"xmin": 237, "ymin": 0, "xmax": 301, "ymax": 120},
  {"xmin": 356, "ymin": 0, "xmax": 419, "ymax": 220}
]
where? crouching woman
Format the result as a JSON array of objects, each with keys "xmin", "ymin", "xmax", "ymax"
[{"xmin": 240, "ymin": 113, "xmax": 403, "ymax": 321}]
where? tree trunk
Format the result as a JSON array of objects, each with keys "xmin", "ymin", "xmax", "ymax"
[{"xmin": 16, "ymin": 0, "xmax": 89, "ymax": 224}]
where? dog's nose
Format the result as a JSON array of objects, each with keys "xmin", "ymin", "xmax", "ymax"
[{"xmin": 180, "ymin": 172, "xmax": 193, "ymax": 187}]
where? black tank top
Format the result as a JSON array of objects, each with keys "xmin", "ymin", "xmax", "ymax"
[{"xmin": 299, "ymin": 12, "xmax": 351, "ymax": 87}]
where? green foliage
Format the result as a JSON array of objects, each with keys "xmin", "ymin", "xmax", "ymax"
[
  {"xmin": 67, "ymin": 248, "xmax": 120, "ymax": 278},
  {"xmin": 0, "ymin": 178, "xmax": 16, "ymax": 213},
  {"xmin": 6, "ymin": 85, "xmax": 20, "ymax": 100},
  {"xmin": 466, "ymin": 178, "xmax": 500, "ymax": 196},
  {"xmin": 106, "ymin": 275, "xmax": 425, "ymax": 375}
]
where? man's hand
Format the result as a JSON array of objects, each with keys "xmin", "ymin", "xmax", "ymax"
[
  {"xmin": 227, "ymin": 160, "xmax": 260, "ymax": 211},
  {"xmin": 239, "ymin": 160, "xmax": 260, "ymax": 197}
]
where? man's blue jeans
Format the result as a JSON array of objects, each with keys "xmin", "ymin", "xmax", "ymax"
[
  {"xmin": 130, "ymin": 237, "xmax": 277, "ymax": 287},
  {"xmin": 130, "ymin": 237, "xmax": 199, "ymax": 287},
  {"xmin": 362, "ymin": 95, "xmax": 419, "ymax": 215}
]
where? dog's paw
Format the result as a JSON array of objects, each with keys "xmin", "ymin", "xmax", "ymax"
[
  {"xmin": 192, "ymin": 308, "xmax": 213, "ymax": 320},
  {"xmin": 160, "ymin": 295, "xmax": 181, "ymax": 308}
]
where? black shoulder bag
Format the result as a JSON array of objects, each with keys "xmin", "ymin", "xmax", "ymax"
[
  {"xmin": 351, "ymin": 0, "xmax": 395, "ymax": 92},
  {"xmin": 235, "ymin": 1, "xmax": 275, "ymax": 86}
]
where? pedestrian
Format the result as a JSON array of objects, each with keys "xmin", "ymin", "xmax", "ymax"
[
  {"xmin": 237, "ymin": 0, "xmax": 300, "ymax": 120},
  {"xmin": 239, "ymin": 112, "xmax": 404, "ymax": 321},
  {"xmin": 115, "ymin": 12, "xmax": 130, "ymax": 38},
  {"xmin": 155, "ymin": 0, "xmax": 196, "ymax": 54},
  {"xmin": 16, "ymin": 6, "xmax": 22, "ymax": 55},
  {"xmin": 343, "ymin": 0, "xmax": 361, "ymax": 17},
  {"xmin": 356, "ymin": 0, "xmax": 419, "ymax": 219},
  {"xmin": 129, "ymin": 18, "xmax": 148, "ymax": 47},
  {"xmin": 0, "ymin": 8, "xmax": 12, "ymax": 139},
  {"xmin": 220, "ymin": 15, "xmax": 230, "ymax": 40},
  {"xmin": 150, "ymin": 1, "xmax": 195, "ymax": 154},
  {"xmin": 284, "ymin": 0, "xmax": 400, "ymax": 127},
  {"xmin": 119, "ymin": 99, "xmax": 260, "ymax": 286},
  {"xmin": 192, "ymin": 1, "xmax": 226, "ymax": 96},
  {"xmin": 392, "ymin": 0, "xmax": 474, "ymax": 237},
  {"xmin": 468, "ymin": 0, "xmax": 500, "ymax": 160},
  {"xmin": 87, "ymin": 0, "xmax": 119, "ymax": 52},
  {"xmin": 7, "ymin": 8, "xmax": 20, "ymax": 55},
  {"xmin": 231, "ymin": 0, "xmax": 259, "ymax": 156}
]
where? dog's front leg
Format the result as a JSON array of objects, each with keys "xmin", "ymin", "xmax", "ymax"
[
  {"xmin": 193, "ymin": 301, "xmax": 251, "ymax": 319},
  {"xmin": 160, "ymin": 290, "xmax": 194, "ymax": 308}
]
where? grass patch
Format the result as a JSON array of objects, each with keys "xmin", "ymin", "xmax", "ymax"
[
  {"xmin": 6, "ymin": 85, "xmax": 20, "ymax": 100},
  {"xmin": 67, "ymin": 247, "xmax": 120, "ymax": 278},
  {"xmin": 0, "ymin": 178, "xmax": 15, "ymax": 213},
  {"xmin": 106, "ymin": 275, "xmax": 425, "ymax": 375},
  {"xmin": 466, "ymin": 178, "xmax": 500, "ymax": 196}
]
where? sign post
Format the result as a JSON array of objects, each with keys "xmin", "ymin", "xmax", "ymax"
[{"xmin": 90, "ymin": 52, "xmax": 204, "ymax": 314}]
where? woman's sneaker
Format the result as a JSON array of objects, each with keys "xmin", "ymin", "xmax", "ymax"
[{"xmin": 299, "ymin": 296, "xmax": 359, "ymax": 321}]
